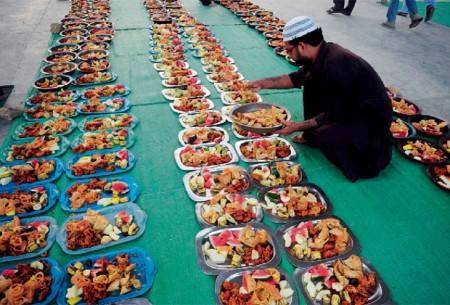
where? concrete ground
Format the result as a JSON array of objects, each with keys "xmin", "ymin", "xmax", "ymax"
[{"xmin": 0, "ymin": 0, "xmax": 449, "ymax": 143}]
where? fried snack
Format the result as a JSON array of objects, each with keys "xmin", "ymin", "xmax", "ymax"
[
  {"xmin": 233, "ymin": 106, "xmax": 287, "ymax": 128},
  {"xmin": 83, "ymin": 84, "xmax": 127, "ymax": 99},
  {"xmin": 391, "ymin": 98, "xmax": 417, "ymax": 115},
  {"xmin": 0, "ymin": 186, "xmax": 48, "ymax": 217},
  {"xmin": 5, "ymin": 136, "xmax": 61, "ymax": 162},
  {"xmin": 18, "ymin": 118, "xmax": 71, "ymax": 138},
  {"xmin": 412, "ymin": 119, "xmax": 448, "ymax": 136},
  {"xmin": 26, "ymin": 102, "xmax": 77, "ymax": 119},
  {"xmin": 83, "ymin": 114, "xmax": 134, "ymax": 131},
  {"xmin": 28, "ymin": 90, "xmax": 76, "ymax": 105}
]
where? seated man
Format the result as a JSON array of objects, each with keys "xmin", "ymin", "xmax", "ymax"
[{"xmin": 249, "ymin": 16, "xmax": 393, "ymax": 182}]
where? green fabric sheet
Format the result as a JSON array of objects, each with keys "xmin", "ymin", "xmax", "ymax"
[{"xmin": 1, "ymin": 0, "xmax": 449, "ymax": 304}]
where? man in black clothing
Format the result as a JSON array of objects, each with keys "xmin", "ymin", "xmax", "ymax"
[
  {"xmin": 249, "ymin": 16, "xmax": 392, "ymax": 182},
  {"xmin": 327, "ymin": 0, "xmax": 357, "ymax": 16}
]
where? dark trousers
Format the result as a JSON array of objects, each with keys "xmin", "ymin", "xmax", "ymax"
[{"xmin": 334, "ymin": 0, "xmax": 357, "ymax": 14}]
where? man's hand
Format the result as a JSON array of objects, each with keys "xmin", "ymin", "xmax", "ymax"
[
  {"xmin": 276, "ymin": 121, "xmax": 303, "ymax": 135},
  {"xmin": 248, "ymin": 80, "xmax": 264, "ymax": 92}
]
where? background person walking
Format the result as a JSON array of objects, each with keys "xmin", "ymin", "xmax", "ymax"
[
  {"xmin": 327, "ymin": 0, "xmax": 357, "ymax": 16},
  {"xmin": 398, "ymin": 0, "xmax": 436, "ymax": 22},
  {"xmin": 382, "ymin": 0, "xmax": 423, "ymax": 28}
]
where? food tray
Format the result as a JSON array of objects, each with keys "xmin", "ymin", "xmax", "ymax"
[
  {"xmin": 23, "ymin": 103, "xmax": 78, "ymax": 121},
  {"xmin": 60, "ymin": 176, "xmax": 141, "ymax": 212},
  {"xmin": 220, "ymin": 91, "xmax": 262, "ymax": 105},
  {"xmin": 162, "ymin": 77, "xmax": 201, "ymax": 88},
  {"xmin": 0, "ymin": 158, "xmax": 64, "ymax": 189},
  {"xmin": 169, "ymin": 98, "xmax": 214, "ymax": 114},
  {"xmin": 161, "ymin": 86, "xmax": 211, "ymax": 101},
  {"xmin": 178, "ymin": 126, "xmax": 229, "ymax": 146},
  {"xmin": 76, "ymin": 98, "xmax": 131, "ymax": 114},
  {"xmin": 153, "ymin": 61, "xmax": 189, "ymax": 71},
  {"xmin": 41, "ymin": 62, "xmax": 77, "ymax": 75},
  {"xmin": 0, "ymin": 183, "xmax": 59, "ymax": 221},
  {"xmin": 0, "ymin": 215, "xmax": 58, "ymax": 263},
  {"xmin": 201, "ymin": 64, "xmax": 238, "ymax": 74},
  {"xmin": 205, "ymin": 72, "xmax": 244, "ymax": 84},
  {"xmin": 74, "ymin": 72, "xmax": 118, "ymax": 86},
  {"xmin": 276, "ymin": 216, "xmax": 360, "ymax": 268},
  {"xmin": 392, "ymin": 97, "xmax": 421, "ymax": 118},
  {"xmin": 0, "ymin": 258, "xmax": 63, "ymax": 305},
  {"xmin": 25, "ymin": 90, "xmax": 80, "ymax": 106},
  {"xmin": 33, "ymin": 75, "xmax": 73, "ymax": 91},
  {"xmin": 178, "ymin": 110, "xmax": 226, "ymax": 128},
  {"xmin": 158, "ymin": 69, "xmax": 198, "ymax": 79},
  {"xmin": 195, "ymin": 223, "xmax": 281, "ymax": 275},
  {"xmin": 71, "ymin": 129, "xmax": 136, "ymax": 152},
  {"xmin": 248, "ymin": 161, "xmax": 308, "ymax": 188},
  {"xmin": 0, "ymin": 135, "xmax": 70, "ymax": 163},
  {"xmin": 80, "ymin": 86, "xmax": 131, "ymax": 99},
  {"xmin": 258, "ymin": 183, "xmax": 333, "ymax": 223},
  {"xmin": 77, "ymin": 49, "xmax": 109, "ymax": 61},
  {"xmin": 235, "ymin": 137, "xmax": 297, "ymax": 163},
  {"xmin": 78, "ymin": 113, "xmax": 139, "ymax": 132},
  {"xmin": 200, "ymin": 56, "xmax": 235, "ymax": 65},
  {"xmin": 56, "ymin": 247, "xmax": 157, "ymax": 305},
  {"xmin": 215, "ymin": 267, "xmax": 298, "ymax": 305},
  {"xmin": 56, "ymin": 203, "xmax": 147, "ymax": 255},
  {"xmin": 192, "ymin": 49, "xmax": 229, "ymax": 58},
  {"xmin": 294, "ymin": 257, "xmax": 391, "ymax": 305},
  {"xmin": 182, "ymin": 165, "xmax": 252, "ymax": 201},
  {"xmin": 390, "ymin": 118, "xmax": 416, "ymax": 141},
  {"xmin": 397, "ymin": 138, "xmax": 448, "ymax": 165},
  {"xmin": 195, "ymin": 194, "xmax": 263, "ymax": 228},
  {"xmin": 221, "ymin": 105, "xmax": 237, "ymax": 123},
  {"xmin": 12, "ymin": 118, "xmax": 77, "ymax": 140},
  {"xmin": 408, "ymin": 114, "xmax": 449, "ymax": 138},
  {"xmin": 426, "ymin": 163, "xmax": 450, "ymax": 192},
  {"xmin": 173, "ymin": 143, "xmax": 239, "ymax": 171},
  {"xmin": 64, "ymin": 148, "xmax": 137, "ymax": 179}
]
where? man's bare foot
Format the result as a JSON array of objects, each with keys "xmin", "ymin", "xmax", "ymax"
[{"xmin": 292, "ymin": 134, "xmax": 307, "ymax": 143}]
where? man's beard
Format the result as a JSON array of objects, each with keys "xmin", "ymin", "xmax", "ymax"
[{"xmin": 294, "ymin": 55, "xmax": 312, "ymax": 67}]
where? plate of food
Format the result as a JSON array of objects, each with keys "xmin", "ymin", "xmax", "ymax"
[
  {"xmin": 90, "ymin": 21, "xmax": 113, "ymax": 28},
  {"xmin": 221, "ymin": 105, "xmax": 237, "ymax": 123},
  {"xmin": 249, "ymin": 161, "xmax": 305, "ymax": 188},
  {"xmin": 162, "ymin": 76, "xmax": 200, "ymax": 87},
  {"xmin": 1, "ymin": 135, "xmax": 70, "ymax": 163},
  {"xmin": 202, "ymin": 63, "xmax": 238, "ymax": 75},
  {"xmin": 259, "ymin": 184, "xmax": 331, "ymax": 223},
  {"xmin": 60, "ymin": 28, "xmax": 88, "ymax": 37},
  {"xmin": 277, "ymin": 217, "xmax": 359, "ymax": 268},
  {"xmin": 174, "ymin": 143, "xmax": 239, "ymax": 171},
  {"xmin": 183, "ymin": 165, "xmax": 252, "ymax": 201},
  {"xmin": 153, "ymin": 60, "xmax": 189, "ymax": 72},
  {"xmin": 63, "ymin": 21, "xmax": 88, "ymax": 29},
  {"xmin": 0, "ymin": 183, "xmax": 59, "ymax": 221},
  {"xmin": 427, "ymin": 163, "xmax": 450, "ymax": 191},
  {"xmin": 200, "ymin": 56, "xmax": 235, "ymax": 66},
  {"xmin": 196, "ymin": 223, "xmax": 281, "ymax": 275},
  {"xmin": 60, "ymin": 176, "xmax": 140, "ymax": 212},
  {"xmin": 178, "ymin": 127, "xmax": 228, "ymax": 146},
  {"xmin": 56, "ymin": 203, "xmax": 146, "ymax": 255},
  {"xmin": 221, "ymin": 91, "xmax": 262, "ymax": 105},
  {"xmin": 49, "ymin": 43, "xmax": 80, "ymax": 53},
  {"xmin": 390, "ymin": 118, "xmax": 415, "ymax": 140},
  {"xmin": 77, "ymin": 97, "xmax": 130, "ymax": 114},
  {"xmin": 179, "ymin": 110, "xmax": 226, "ymax": 128},
  {"xmin": 169, "ymin": 97, "xmax": 214, "ymax": 114},
  {"xmin": 25, "ymin": 102, "xmax": 78, "ymax": 120},
  {"xmin": 216, "ymin": 267, "xmax": 297, "ymax": 305},
  {"xmin": 214, "ymin": 80, "xmax": 249, "ymax": 93},
  {"xmin": 0, "ymin": 258, "xmax": 63, "ymax": 305},
  {"xmin": 57, "ymin": 35, "xmax": 86, "ymax": 45},
  {"xmin": 391, "ymin": 97, "xmax": 421, "ymax": 117},
  {"xmin": 0, "ymin": 158, "xmax": 63, "ymax": 189},
  {"xmin": 57, "ymin": 247, "xmax": 156, "ymax": 305},
  {"xmin": 295, "ymin": 255, "xmax": 391, "ymax": 305},
  {"xmin": 74, "ymin": 71, "xmax": 117, "ymax": 86},
  {"xmin": 41, "ymin": 62, "xmax": 77, "ymax": 75},
  {"xmin": 79, "ymin": 113, "xmax": 138, "ymax": 131},
  {"xmin": 161, "ymin": 85, "xmax": 210, "ymax": 100},
  {"xmin": 34, "ymin": 75, "xmax": 73, "ymax": 91},
  {"xmin": 236, "ymin": 137, "xmax": 297, "ymax": 163},
  {"xmin": 231, "ymin": 103, "xmax": 290, "ymax": 134},
  {"xmin": 0, "ymin": 215, "xmax": 57, "ymax": 263},
  {"xmin": 72, "ymin": 128, "xmax": 134, "ymax": 152},
  {"xmin": 232, "ymin": 124, "xmax": 270, "ymax": 139},
  {"xmin": 65, "ymin": 148, "xmax": 136, "ymax": 179},
  {"xmin": 149, "ymin": 52, "xmax": 184, "ymax": 63},
  {"xmin": 77, "ymin": 59, "xmax": 110, "ymax": 73},
  {"xmin": 88, "ymin": 34, "xmax": 114, "ymax": 43},
  {"xmin": 77, "ymin": 49, "xmax": 109, "ymax": 61},
  {"xmin": 159, "ymin": 68, "xmax": 198, "ymax": 79},
  {"xmin": 397, "ymin": 138, "xmax": 447, "ymax": 164},
  {"xmin": 45, "ymin": 52, "xmax": 77, "ymax": 64},
  {"xmin": 206, "ymin": 72, "xmax": 244, "ymax": 83},
  {"xmin": 89, "ymin": 27, "xmax": 114, "ymax": 36},
  {"xmin": 195, "ymin": 193, "xmax": 263, "ymax": 228},
  {"xmin": 409, "ymin": 114, "xmax": 449, "ymax": 138},
  {"xmin": 79, "ymin": 40, "xmax": 109, "ymax": 51},
  {"xmin": 13, "ymin": 117, "xmax": 76, "ymax": 139},
  {"xmin": 81, "ymin": 83, "xmax": 130, "ymax": 99},
  {"xmin": 26, "ymin": 90, "xmax": 79, "ymax": 106},
  {"xmin": 439, "ymin": 136, "xmax": 450, "ymax": 155}
]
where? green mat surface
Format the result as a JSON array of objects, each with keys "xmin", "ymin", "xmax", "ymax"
[{"xmin": 2, "ymin": 0, "xmax": 450, "ymax": 304}]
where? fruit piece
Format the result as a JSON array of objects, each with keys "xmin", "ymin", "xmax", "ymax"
[
  {"xmin": 308, "ymin": 264, "xmax": 330, "ymax": 278},
  {"xmin": 111, "ymin": 181, "xmax": 128, "ymax": 193},
  {"xmin": 242, "ymin": 271, "xmax": 256, "ymax": 293},
  {"xmin": 251, "ymin": 269, "xmax": 272, "ymax": 279}
]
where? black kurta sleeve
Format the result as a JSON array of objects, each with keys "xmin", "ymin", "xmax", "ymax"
[{"xmin": 288, "ymin": 67, "xmax": 309, "ymax": 88}]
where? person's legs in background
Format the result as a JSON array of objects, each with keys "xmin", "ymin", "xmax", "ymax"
[
  {"xmin": 382, "ymin": 0, "xmax": 400, "ymax": 28},
  {"xmin": 398, "ymin": 1, "xmax": 409, "ymax": 16},
  {"xmin": 343, "ymin": 0, "xmax": 357, "ymax": 15},
  {"xmin": 425, "ymin": 0, "xmax": 436, "ymax": 21},
  {"xmin": 327, "ymin": 0, "xmax": 345, "ymax": 14},
  {"xmin": 404, "ymin": 0, "xmax": 423, "ymax": 27}
]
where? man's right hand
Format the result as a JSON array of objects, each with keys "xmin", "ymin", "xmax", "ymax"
[{"xmin": 248, "ymin": 80, "xmax": 264, "ymax": 92}]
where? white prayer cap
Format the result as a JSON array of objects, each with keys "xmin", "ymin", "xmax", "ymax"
[{"xmin": 282, "ymin": 16, "xmax": 319, "ymax": 42}]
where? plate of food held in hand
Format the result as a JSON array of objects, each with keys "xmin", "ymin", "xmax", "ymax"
[
  {"xmin": 231, "ymin": 103, "xmax": 290, "ymax": 134},
  {"xmin": 409, "ymin": 114, "xmax": 449, "ymax": 138}
]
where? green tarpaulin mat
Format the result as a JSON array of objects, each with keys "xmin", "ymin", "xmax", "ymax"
[{"xmin": 1, "ymin": 0, "xmax": 449, "ymax": 304}]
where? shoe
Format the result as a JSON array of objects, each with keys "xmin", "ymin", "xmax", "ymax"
[
  {"xmin": 342, "ymin": 9, "xmax": 351, "ymax": 16},
  {"xmin": 409, "ymin": 16, "xmax": 423, "ymax": 28},
  {"xmin": 381, "ymin": 21, "xmax": 396, "ymax": 29},
  {"xmin": 397, "ymin": 11, "xmax": 408, "ymax": 17},
  {"xmin": 425, "ymin": 5, "xmax": 435, "ymax": 22},
  {"xmin": 327, "ymin": 7, "xmax": 343, "ymax": 14}
]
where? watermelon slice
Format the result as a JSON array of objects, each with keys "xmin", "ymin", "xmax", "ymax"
[
  {"xmin": 251, "ymin": 269, "xmax": 272, "ymax": 279},
  {"xmin": 308, "ymin": 264, "xmax": 330, "ymax": 278},
  {"xmin": 209, "ymin": 235, "xmax": 227, "ymax": 248},
  {"xmin": 116, "ymin": 149, "xmax": 128, "ymax": 160},
  {"xmin": 226, "ymin": 238, "xmax": 241, "ymax": 247},
  {"xmin": 111, "ymin": 181, "xmax": 129, "ymax": 193}
]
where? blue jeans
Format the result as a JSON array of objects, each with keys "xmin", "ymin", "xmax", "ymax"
[
  {"xmin": 400, "ymin": 0, "xmax": 435, "ymax": 13},
  {"xmin": 387, "ymin": 0, "xmax": 418, "ymax": 22}
]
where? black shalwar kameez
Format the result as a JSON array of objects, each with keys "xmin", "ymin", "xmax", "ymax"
[{"xmin": 289, "ymin": 42, "xmax": 393, "ymax": 181}]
